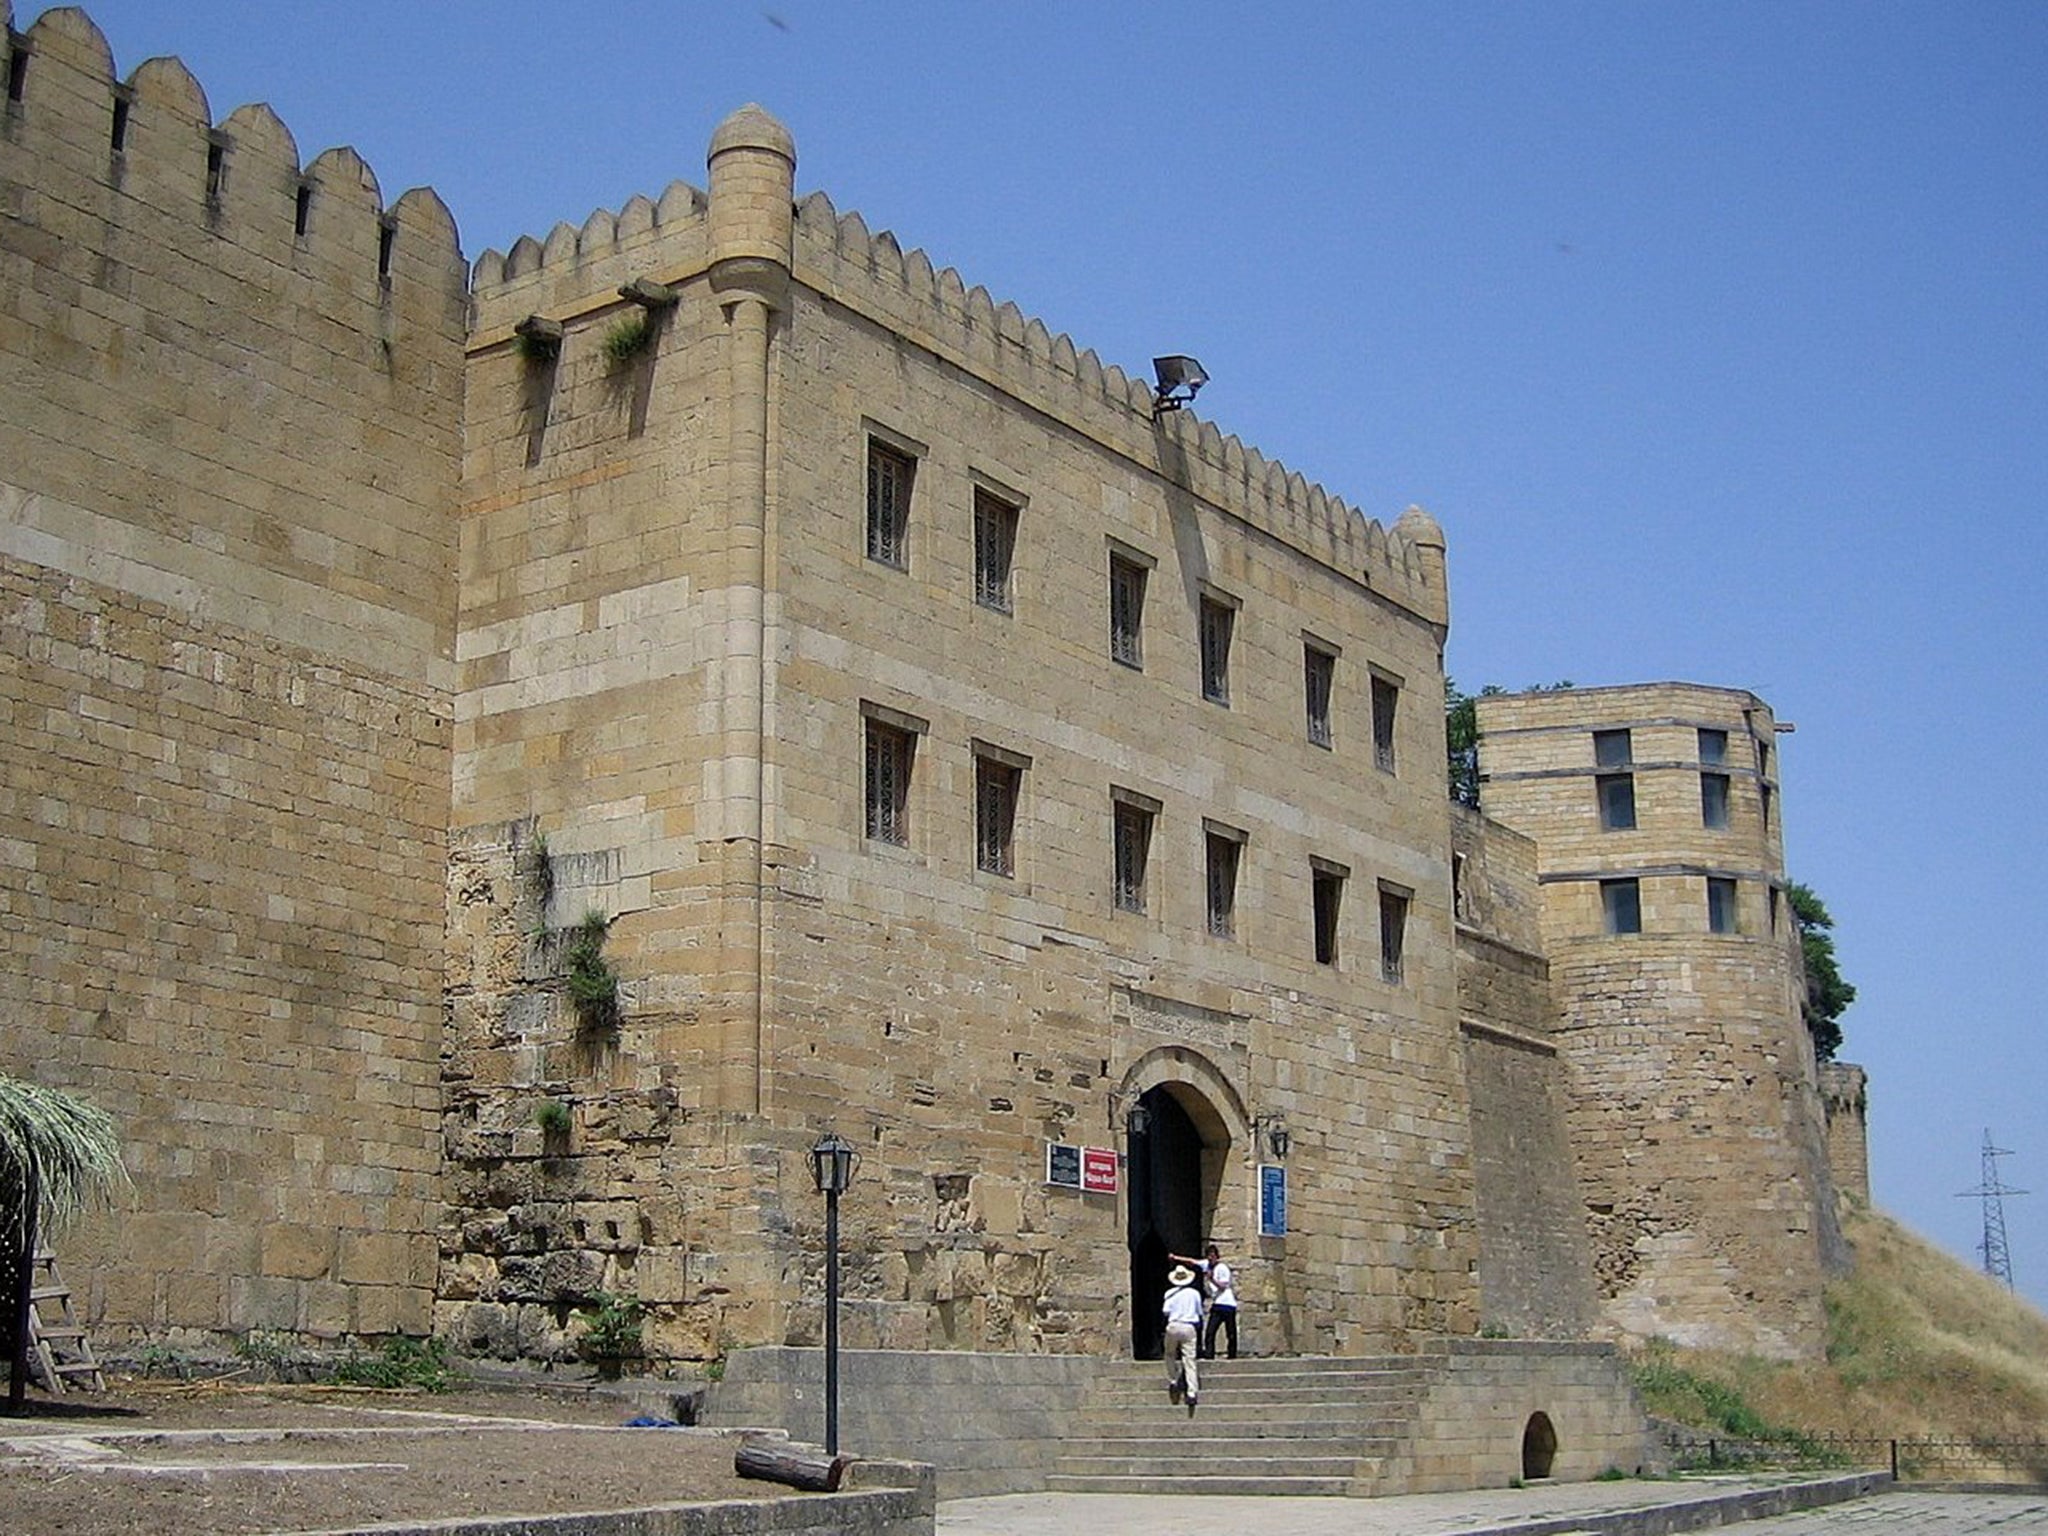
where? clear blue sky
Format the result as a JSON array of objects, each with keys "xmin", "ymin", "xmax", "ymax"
[{"xmin": 33, "ymin": 2, "xmax": 2048, "ymax": 1311}]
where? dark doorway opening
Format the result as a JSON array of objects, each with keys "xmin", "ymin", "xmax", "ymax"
[
  {"xmin": 1125, "ymin": 1085, "xmax": 1206, "ymax": 1359},
  {"xmin": 1522, "ymin": 1410, "xmax": 1558, "ymax": 1480}
]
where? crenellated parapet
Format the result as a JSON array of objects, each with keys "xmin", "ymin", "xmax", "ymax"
[
  {"xmin": 1, "ymin": 4, "xmax": 464, "ymax": 333},
  {"xmin": 464, "ymin": 104, "xmax": 1447, "ymax": 627},
  {"xmin": 790, "ymin": 186, "xmax": 1446, "ymax": 627}
]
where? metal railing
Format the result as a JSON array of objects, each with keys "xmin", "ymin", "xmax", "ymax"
[{"xmin": 1682, "ymin": 1432, "xmax": 2048, "ymax": 1485}]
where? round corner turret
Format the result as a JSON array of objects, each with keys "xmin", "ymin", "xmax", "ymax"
[{"xmin": 705, "ymin": 103, "xmax": 795, "ymax": 306}]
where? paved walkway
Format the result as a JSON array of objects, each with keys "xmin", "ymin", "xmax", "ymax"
[{"xmin": 937, "ymin": 1478, "xmax": 2048, "ymax": 1536}]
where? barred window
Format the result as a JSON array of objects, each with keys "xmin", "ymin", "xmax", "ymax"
[
  {"xmin": 1371, "ymin": 673, "xmax": 1399, "ymax": 773},
  {"xmin": 1378, "ymin": 885, "xmax": 1409, "ymax": 983},
  {"xmin": 866, "ymin": 438, "xmax": 915, "ymax": 568},
  {"xmin": 1199, "ymin": 597, "xmax": 1234, "ymax": 705},
  {"xmin": 864, "ymin": 719, "xmax": 915, "ymax": 844},
  {"xmin": 1112, "ymin": 797, "xmax": 1154, "ymax": 913},
  {"xmin": 1305, "ymin": 645, "xmax": 1335, "ymax": 748},
  {"xmin": 973, "ymin": 487, "xmax": 1018, "ymax": 612},
  {"xmin": 1205, "ymin": 828, "xmax": 1243, "ymax": 938},
  {"xmin": 1312, "ymin": 864, "xmax": 1345, "ymax": 965},
  {"xmin": 1109, "ymin": 555, "xmax": 1146, "ymax": 668},
  {"xmin": 975, "ymin": 754, "xmax": 1019, "ymax": 876}
]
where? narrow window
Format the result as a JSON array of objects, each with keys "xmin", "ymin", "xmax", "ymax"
[
  {"xmin": 1593, "ymin": 728, "xmax": 1632, "ymax": 768},
  {"xmin": 1698, "ymin": 727, "xmax": 1728, "ymax": 765},
  {"xmin": 974, "ymin": 752, "xmax": 1020, "ymax": 876},
  {"xmin": 1312, "ymin": 863, "xmax": 1346, "ymax": 965},
  {"xmin": 1601, "ymin": 877, "xmax": 1642, "ymax": 935},
  {"xmin": 1205, "ymin": 827, "xmax": 1243, "ymax": 938},
  {"xmin": 1304, "ymin": 644, "xmax": 1335, "ymax": 748},
  {"xmin": 972, "ymin": 486, "xmax": 1018, "ymax": 613},
  {"xmin": 6, "ymin": 39, "xmax": 28, "ymax": 105},
  {"xmin": 109, "ymin": 91, "xmax": 130, "ymax": 153},
  {"xmin": 1769, "ymin": 886, "xmax": 1781, "ymax": 935},
  {"xmin": 294, "ymin": 181, "xmax": 313, "ymax": 238},
  {"xmin": 1371, "ymin": 673, "xmax": 1400, "ymax": 774},
  {"xmin": 1109, "ymin": 555, "xmax": 1147, "ymax": 668},
  {"xmin": 866, "ymin": 438, "xmax": 915, "ymax": 568},
  {"xmin": 204, "ymin": 137, "xmax": 226, "ymax": 203},
  {"xmin": 1707, "ymin": 876, "xmax": 1739, "ymax": 934},
  {"xmin": 1760, "ymin": 781, "xmax": 1774, "ymax": 829},
  {"xmin": 1597, "ymin": 773, "xmax": 1637, "ymax": 831},
  {"xmin": 377, "ymin": 215, "xmax": 397, "ymax": 279},
  {"xmin": 1112, "ymin": 794, "xmax": 1155, "ymax": 914},
  {"xmin": 1451, "ymin": 851, "xmax": 1469, "ymax": 921},
  {"xmin": 864, "ymin": 718, "xmax": 916, "ymax": 845},
  {"xmin": 1700, "ymin": 771, "xmax": 1731, "ymax": 829},
  {"xmin": 1378, "ymin": 885, "xmax": 1410, "ymax": 983},
  {"xmin": 1199, "ymin": 596, "xmax": 1234, "ymax": 706}
]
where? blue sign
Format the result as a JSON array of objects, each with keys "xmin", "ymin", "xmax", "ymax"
[{"xmin": 1259, "ymin": 1163, "xmax": 1287, "ymax": 1237}]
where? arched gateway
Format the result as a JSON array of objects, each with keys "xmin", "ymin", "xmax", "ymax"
[{"xmin": 1117, "ymin": 1049, "xmax": 1247, "ymax": 1358}]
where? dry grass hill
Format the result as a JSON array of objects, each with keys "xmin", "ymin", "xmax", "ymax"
[{"xmin": 1631, "ymin": 1203, "xmax": 2048, "ymax": 1476}]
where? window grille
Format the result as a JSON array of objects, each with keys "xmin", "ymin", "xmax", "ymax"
[
  {"xmin": 973, "ymin": 488, "xmax": 1017, "ymax": 612},
  {"xmin": 1305, "ymin": 647, "xmax": 1335, "ymax": 748},
  {"xmin": 1200, "ymin": 598, "xmax": 1233, "ymax": 705},
  {"xmin": 975, "ymin": 755, "xmax": 1018, "ymax": 876},
  {"xmin": 1206, "ymin": 831, "xmax": 1241, "ymax": 937},
  {"xmin": 866, "ymin": 440, "xmax": 914, "ymax": 568},
  {"xmin": 1113, "ymin": 800, "xmax": 1152, "ymax": 913},
  {"xmin": 1109, "ymin": 556, "xmax": 1146, "ymax": 667},
  {"xmin": 864, "ymin": 720, "xmax": 913, "ymax": 844},
  {"xmin": 1371, "ymin": 674, "xmax": 1399, "ymax": 773},
  {"xmin": 1379, "ymin": 887, "xmax": 1409, "ymax": 982}
]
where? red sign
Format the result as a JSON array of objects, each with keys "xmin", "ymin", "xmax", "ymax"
[{"xmin": 1081, "ymin": 1146, "xmax": 1119, "ymax": 1195}]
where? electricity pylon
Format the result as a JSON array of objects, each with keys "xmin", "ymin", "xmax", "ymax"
[{"xmin": 1956, "ymin": 1130, "xmax": 2025, "ymax": 1290}]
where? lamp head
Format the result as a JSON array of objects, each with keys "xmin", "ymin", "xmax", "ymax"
[
  {"xmin": 809, "ymin": 1130, "xmax": 858, "ymax": 1194},
  {"xmin": 1151, "ymin": 355, "xmax": 1209, "ymax": 418}
]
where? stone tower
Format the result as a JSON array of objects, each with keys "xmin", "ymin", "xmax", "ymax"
[{"xmin": 1475, "ymin": 684, "xmax": 1845, "ymax": 1358}]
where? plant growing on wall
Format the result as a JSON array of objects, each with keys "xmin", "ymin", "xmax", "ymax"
[
  {"xmin": 601, "ymin": 312, "xmax": 656, "ymax": 366},
  {"xmin": 534, "ymin": 1100, "xmax": 572, "ymax": 1137},
  {"xmin": 565, "ymin": 909, "xmax": 621, "ymax": 1033},
  {"xmin": 577, "ymin": 1291, "xmax": 644, "ymax": 1376},
  {"xmin": 515, "ymin": 327, "xmax": 561, "ymax": 366}
]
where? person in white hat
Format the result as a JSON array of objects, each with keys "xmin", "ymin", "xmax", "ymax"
[{"xmin": 1162, "ymin": 1262, "xmax": 1204, "ymax": 1408}]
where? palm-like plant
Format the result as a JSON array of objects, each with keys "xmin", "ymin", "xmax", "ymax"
[{"xmin": 1, "ymin": 1075, "xmax": 127, "ymax": 1410}]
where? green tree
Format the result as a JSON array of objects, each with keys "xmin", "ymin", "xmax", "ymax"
[
  {"xmin": 1444, "ymin": 679, "xmax": 1573, "ymax": 807},
  {"xmin": 1786, "ymin": 882, "xmax": 1855, "ymax": 1061}
]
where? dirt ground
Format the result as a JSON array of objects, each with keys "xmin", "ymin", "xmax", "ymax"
[{"xmin": 0, "ymin": 1375, "xmax": 791, "ymax": 1535}]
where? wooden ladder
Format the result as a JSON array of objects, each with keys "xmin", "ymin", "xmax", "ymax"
[{"xmin": 26, "ymin": 1247, "xmax": 104, "ymax": 1394}]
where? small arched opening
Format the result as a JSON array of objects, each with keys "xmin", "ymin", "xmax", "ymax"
[{"xmin": 1521, "ymin": 1410, "xmax": 1558, "ymax": 1481}]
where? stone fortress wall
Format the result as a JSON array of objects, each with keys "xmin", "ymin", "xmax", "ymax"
[
  {"xmin": 1474, "ymin": 684, "xmax": 1848, "ymax": 1358},
  {"xmin": 2, "ymin": 1, "xmax": 1860, "ymax": 1374},
  {"xmin": 445, "ymin": 101, "xmax": 1479, "ymax": 1361},
  {"xmin": 0, "ymin": 3, "xmax": 465, "ymax": 1339}
]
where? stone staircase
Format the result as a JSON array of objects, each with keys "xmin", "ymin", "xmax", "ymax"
[{"xmin": 1047, "ymin": 1355, "xmax": 1432, "ymax": 1496}]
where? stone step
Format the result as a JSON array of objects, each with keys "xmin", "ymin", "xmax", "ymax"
[
  {"xmin": 1082, "ymin": 1426, "xmax": 1404, "ymax": 1452},
  {"xmin": 1091, "ymin": 1384, "xmax": 1423, "ymax": 1408},
  {"xmin": 1046, "ymin": 1472, "xmax": 1358, "ymax": 1496},
  {"xmin": 1056, "ymin": 1451, "xmax": 1361, "ymax": 1478},
  {"xmin": 1080, "ymin": 1400, "xmax": 1413, "ymax": 1428}
]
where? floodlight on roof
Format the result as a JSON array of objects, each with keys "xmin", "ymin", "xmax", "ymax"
[{"xmin": 1151, "ymin": 355, "xmax": 1209, "ymax": 420}]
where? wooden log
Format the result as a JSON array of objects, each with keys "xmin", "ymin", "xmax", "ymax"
[{"xmin": 734, "ymin": 1437, "xmax": 852, "ymax": 1492}]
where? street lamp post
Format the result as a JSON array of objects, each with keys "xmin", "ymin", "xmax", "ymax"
[{"xmin": 807, "ymin": 1131, "xmax": 857, "ymax": 1454}]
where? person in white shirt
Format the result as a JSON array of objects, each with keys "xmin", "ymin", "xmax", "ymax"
[
  {"xmin": 1161, "ymin": 1263, "xmax": 1204, "ymax": 1408},
  {"xmin": 1174, "ymin": 1242, "xmax": 1239, "ymax": 1359}
]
